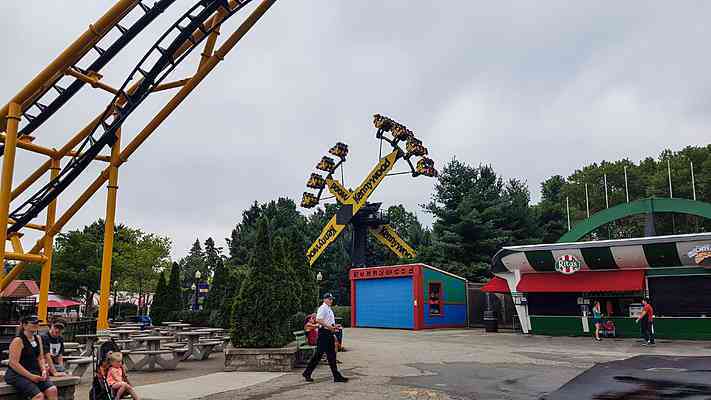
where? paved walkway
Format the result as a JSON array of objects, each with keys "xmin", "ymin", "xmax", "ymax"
[
  {"xmin": 139, "ymin": 372, "xmax": 285, "ymax": 400},
  {"xmin": 76, "ymin": 329, "xmax": 711, "ymax": 400}
]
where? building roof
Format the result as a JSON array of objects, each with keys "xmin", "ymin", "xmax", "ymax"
[
  {"xmin": 0, "ymin": 280, "xmax": 40, "ymax": 298},
  {"xmin": 492, "ymin": 233, "xmax": 711, "ymax": 274}
]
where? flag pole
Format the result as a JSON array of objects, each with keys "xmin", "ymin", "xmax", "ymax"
[
  {"xmin": 585, "ymin": 183, "xmax": 590, "ymax": 218},
  {"xmin": 691, "ymin": 160, "xmax": 697, "ymax": 201},
  {"xmin": 566, "ymin": 196, "xmax": 571, "ymax": 231},
  {"xmin": 604, "ymin": 173, "xmax": 609, "ymax": 208},
  {"xmin": 667, "ymin": 158, "xmax": 673, "ymax": 198},
  {"xmin": 624, "ymin": 166, "xmax": 629, "ymax": 203}
]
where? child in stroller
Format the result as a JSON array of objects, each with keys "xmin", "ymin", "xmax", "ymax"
[
  {"xmin": 90, "ymin": 340, "xmax": 139, "ymax": 400},
  {"xmin": 106, "ymin": 352, "xmax": 139, "ymax": 400}
]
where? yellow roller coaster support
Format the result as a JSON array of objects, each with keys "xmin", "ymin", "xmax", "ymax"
[
  {"xmin": 38, "ymin": 159, "xmax": 60, "ymax": 322},
  {"xmin": 0, "ymin": 103, "xmax": 21, "ymax": 277}
]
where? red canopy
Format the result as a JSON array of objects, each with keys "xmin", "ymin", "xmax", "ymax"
[
  {"xmin": 47, "ymin": 299, "xmax": 81, "ymax": 308},
  {"xmin": 481, "ymin": 276, "xmax": 510, "ymax": 293},
  {"xmin": 516, "ymin": 270, "xmax": 645, "ymax": 293}
]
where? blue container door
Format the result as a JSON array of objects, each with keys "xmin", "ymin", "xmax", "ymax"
[{"xmin": 355, "ymin": 277, "xmax": 413, "ymax": 329}]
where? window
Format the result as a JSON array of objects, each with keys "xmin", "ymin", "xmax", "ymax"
[
  {"xmin": 429, "ymin": 282, "xmax": 443, "ymax": 316},
  {"xmin": 649, "ymin": 276, "xmax": 711, "ymax": 317}
]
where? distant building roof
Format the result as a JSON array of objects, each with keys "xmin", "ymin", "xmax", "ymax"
[{"xmin": 0, "ymin": 280, "xmax": 40, "ymax": 298}]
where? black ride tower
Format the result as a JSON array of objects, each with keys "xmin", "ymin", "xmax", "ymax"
[{"xmin": 349, "ymin": 202, "xmax": 389, "ymax": 267}]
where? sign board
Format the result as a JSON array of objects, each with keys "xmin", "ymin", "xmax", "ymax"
[
  {"xmin": 687, "ymin": 244, "xmax": 711, "ymax": 266},
  {"xmin": 555, "ymin": 254, "xmax": 581, "ymax": 275}
]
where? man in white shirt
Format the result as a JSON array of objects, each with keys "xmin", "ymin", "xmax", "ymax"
[{"xmin": 302, "ymin": 293, "xmax": 348, "ymax": 383}]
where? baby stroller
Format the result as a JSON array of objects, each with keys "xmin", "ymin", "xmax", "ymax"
[{"xmin": 89, "ymin": 339, "xmax": 120, "ymax": 400}]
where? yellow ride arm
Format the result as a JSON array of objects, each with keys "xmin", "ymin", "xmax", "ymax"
[{"xmin": 306, "ymin": 150, "xmax": 400, "ymax": 266}]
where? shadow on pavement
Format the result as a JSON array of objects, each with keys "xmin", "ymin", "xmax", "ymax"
[{"xmin": 543, "ymin": 355, "xmax": 711, "ymax": 400}]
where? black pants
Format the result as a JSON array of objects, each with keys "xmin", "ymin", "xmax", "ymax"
[{"xmin": 303, "ymin": 328, "xmax": 341, "ymax": 379}]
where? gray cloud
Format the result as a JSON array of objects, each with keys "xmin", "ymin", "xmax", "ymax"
[{"xmin": 1, "ymin": 1, "xmax": 709, "ymax": 258}]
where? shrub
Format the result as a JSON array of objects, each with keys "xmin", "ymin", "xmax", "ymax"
[
  {"xmin": 289, "ymin": 312, "xmax": 307, "ymax": 333},
  {"xmin": 332, "ymin": 306, "xmax": 351, "ymax": 328},
  {"xmin": 170, "ymin": 310, "xmax": 211, "ymax": 326},
  {"xmin": 231, "ymin": 218, "xmax": 300, "ymax": 348}
]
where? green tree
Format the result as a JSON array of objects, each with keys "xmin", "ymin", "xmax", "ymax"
[
  {"xmin": 203, "ymin": 237, "xmax": 222, "ymax": 278},
  {"xmin": 117, "ymin": 233, "xmax": 171, "ymax": 315},
  {"xmin": 166, "ymin": 261, "xmax": 184, "ymax": 313},
  {"xmin": 52, "ymin": 221, "xmax": 140, "ymax": 312},
  {"xmin": 231, "ymin": 218, "xmax": 299, "ymax": 348},
  {"xmin": 150, "ymin": 272, "xmax": 168, "ymax": 324}
]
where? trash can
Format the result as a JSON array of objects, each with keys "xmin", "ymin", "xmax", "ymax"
[{"xmin": 484, "ymin": 310, "xmax": 498, "ymax": 332}]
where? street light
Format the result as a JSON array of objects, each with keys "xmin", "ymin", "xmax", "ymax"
[
  {"xmin": 113, "ymin": 280, "xmax": 119, "ymax": 320},
  {"xmin": 316, "ymin": 271, "xmax": 323, "ymax": 305},
  {"xmin": 194, "ymin": 271, "xmax": 202, "ymax": 311}
]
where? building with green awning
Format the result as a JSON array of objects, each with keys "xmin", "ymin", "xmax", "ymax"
[{"xmin": 489, "ymin": 233, "xmax": 711, "ymax": 339}]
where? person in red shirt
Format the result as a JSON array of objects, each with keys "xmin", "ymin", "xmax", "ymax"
[{"xmin": 635, "ymin": 298, "xmax": 655, "ymax": 345}]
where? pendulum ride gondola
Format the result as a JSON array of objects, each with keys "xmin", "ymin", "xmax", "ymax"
[{"xmin": 301, "ymin": 114, "xmax": 438, "ymax": 267}]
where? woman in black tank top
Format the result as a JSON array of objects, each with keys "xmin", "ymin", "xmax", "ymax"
[{"xmin": 5, "ymin": 316, "xmax": 57, "ymax": 400}]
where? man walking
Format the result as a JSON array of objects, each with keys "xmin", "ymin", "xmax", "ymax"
[
  {"xmin": 635, "ymin": 298, "xmax": 655, "ymax": 345},
  {"xmin": 302, "ymin": 293, "xmax": 348, "ymax": 383}
]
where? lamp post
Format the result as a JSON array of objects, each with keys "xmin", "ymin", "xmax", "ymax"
[
  {"xmin": 316, "ymin": 271, "xmax": 323, "ymax": 305},
  {"xmin": 112, "ymin": 280, "xmax": 118, "ymax": 320},
  {"xmin": 193, "ymin": 270, "xmax": 202, "ymax": 311}
]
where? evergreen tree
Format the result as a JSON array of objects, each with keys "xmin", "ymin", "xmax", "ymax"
[
  {"xmin": 231, "ymin": 218, "xmax": 299, "ymax": 348},
  {"xmin": 181, "ymin": 239, "xmax": 205, "ymax": 288},
  {"xmin": 150, "ymin": 273, "xmax": 167, "ymax": 324},
  {"xmin": 203, "ymin": 237, "xmax": 222, "ymax": 278},
  {"xmin": 166, "ymin": 261, "xmax": 184, "ymax": 313}
]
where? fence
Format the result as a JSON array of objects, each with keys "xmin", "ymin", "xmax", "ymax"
[{"xmin": 63, "ymin": 319, "xmax": 96, "ymax": 342}]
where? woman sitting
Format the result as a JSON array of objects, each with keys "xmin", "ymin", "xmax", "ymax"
[
  {"xmin": 5, "ymin": 315, "xmax": 57, "ymax": 400},
  {"xmin": 304, "ymin": 314, "xmax": 319, "ymax": 346}
]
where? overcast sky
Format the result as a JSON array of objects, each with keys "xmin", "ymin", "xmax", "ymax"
[{"xmin": 1, "ymin": 1, "xmax": 709, "ymax": 259}]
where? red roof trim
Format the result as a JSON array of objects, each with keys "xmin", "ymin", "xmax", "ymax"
[
  {"xmin": 516, "ymin": 270, "xmax": 646, "ymax": 293},
  {"xmin": 481, "ymin": 276, "xmax": 510, "ymax": 293}
]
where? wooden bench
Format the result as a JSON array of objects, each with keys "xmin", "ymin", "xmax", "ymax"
[
  {"xmin": 292, "ymin": 331, "xmax": 316, "ymax": 367},
  {"xmin": 0, "ymin": 375, "xmax": 80, "ymax": 400}
]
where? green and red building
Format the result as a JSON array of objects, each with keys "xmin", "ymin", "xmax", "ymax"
[{"xmin": 487, "ymin": 232, "xmax": 711, "ymax": 340}]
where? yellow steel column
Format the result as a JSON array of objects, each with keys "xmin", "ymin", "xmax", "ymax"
[
  {"xmin": 38, "ymin": 159, "xmax": 60, "ymax": 321},
  {"xmin": 0, "ymin": 103, "xmax": 21, "ymax": 277},
  {"xmin": 97, "ymin": 129, "xmax": 121, "ymax": 331}
]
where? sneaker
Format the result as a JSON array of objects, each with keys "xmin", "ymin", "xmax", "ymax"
[
  {"xmin": 334, "ymin": 376, "xmax": 349, "ymax": 383},
  {"xmin": 302, "ymin": 372, "xmax": 314, "ymax": 382},
  {"xmin": 641, "ymin": 342, "xmax": 649, "ymax": 346}
]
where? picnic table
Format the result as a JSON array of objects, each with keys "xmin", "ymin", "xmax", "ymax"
[
  {"xmin": 123, "ymin": 336, "xmax": 184, "ymax": 371},
  {"xmin": 111, "ymin": 330, "xmax": 141, "ymax": 341},
  {"xmin": 76, "ymin": 333, "xmax": 117, "ymax": 356},
  {"xmin": 193, "ymin": 328, "xmax": 227, "ymax": 351},
  {"xmin": 175, "ymin": 331, "xmax": 220, "ymax": 361},
  {"xmin": 167, "ymin": 323, "xmax": 191, "ymax": 332}
]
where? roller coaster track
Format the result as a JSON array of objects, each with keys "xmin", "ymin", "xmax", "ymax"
[
  {"xmin": 7, "ymin": 0, "xmax": 253, "ymax": 233},
  {"xmin": 15, "ymin": 0, "xmax": 177, "ymax": 140}
]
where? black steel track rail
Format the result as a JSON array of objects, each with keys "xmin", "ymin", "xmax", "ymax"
[
  {"xmin": 16, "ymin": 0, "xmax": 177, "ymax": 139},
  {"xmin": 8, "ymin": 0, "xmax": 253, "ymax": 233}
]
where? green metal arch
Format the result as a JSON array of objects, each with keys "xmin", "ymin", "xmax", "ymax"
[{"xmin": 558, "ymin": 197, "xmax": 711, "ymax": 243}]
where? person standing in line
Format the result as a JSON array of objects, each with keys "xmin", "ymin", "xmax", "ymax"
[
  {"xmin": 592, "ymin": 301, "xmax": 603, "ymax": 341},
  {"xmin": 302, "ymin": 293, "xmax": 348, "ymax": 383},
  {"xmin": 635, "ymin": 298, "xmax": 655, "ymax": 345}
]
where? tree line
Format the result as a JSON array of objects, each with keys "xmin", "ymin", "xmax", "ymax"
[{"xmin": 22, "ymin": 144, "xmax": 711, "ymax": 319}]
